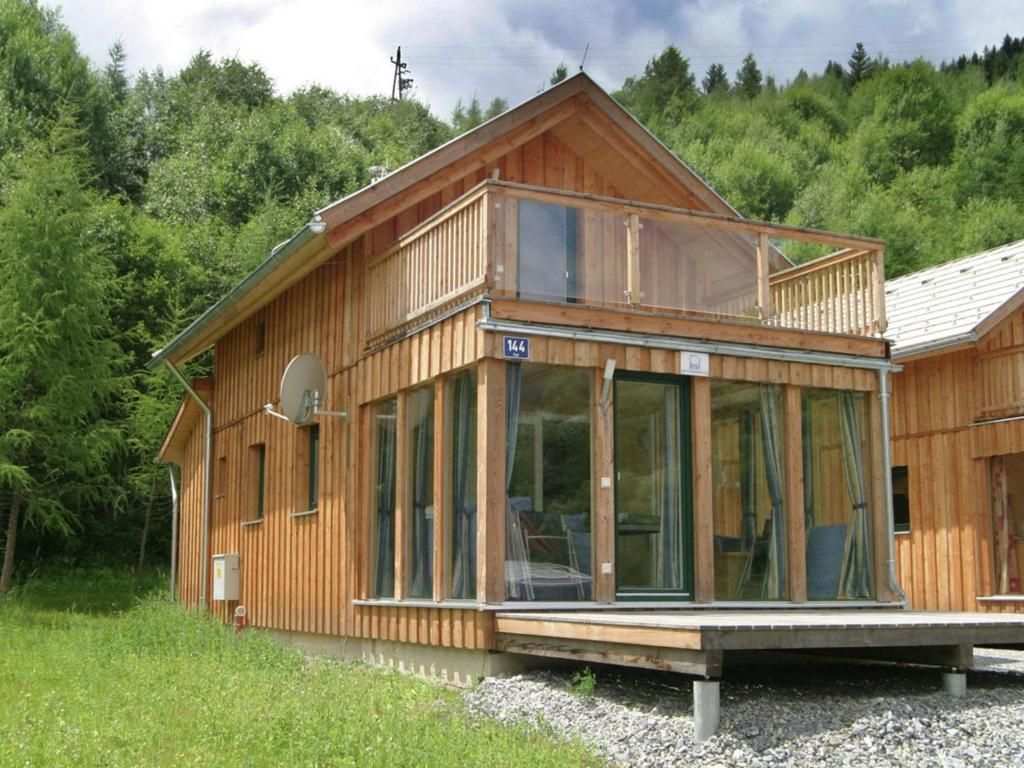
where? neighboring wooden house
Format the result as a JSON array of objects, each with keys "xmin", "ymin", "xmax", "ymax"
[
  {"xmin": 153, "ymin": 74, "xmax": 1024, "ymax": 736},
  {"xmin": 887, "ymin": 239, "xmax": 1024, "ymax": 613}
]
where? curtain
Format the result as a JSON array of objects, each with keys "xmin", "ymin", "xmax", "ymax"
[
  {"xmin": 992, "ymin": 456, "xmax": 1020, "ymax": 594},
  {"xmin": 659, "ymin": 386, "xmax": 683, "ymax": 589},
  {"xmin": 802, "ymin": 396, "xmax": 814, "ymax": 534},
  {"xmin": 837, "ymin": 391, "xmax": 871, "ymax": 599},
  {"xmin": 451, "ymin": 374, "xmax": 476, "ymax": 599},
  {"xmin": 504, "ymin": 363, "xmax": 530, "ymax": 599},
  {"xmin": 739, "ymin": 412, "xmax": 757, "ymax": 551},
  {"xmin": 372, "ymin": 407, "xmax": 397, "ymax": 597},
  {"xmin": 409, "ymin": 391, "xmax": 433, "ymax": 599},
  {"xmin": 758, "ymin": 385, "xmax": 786, "ymax": 600}
]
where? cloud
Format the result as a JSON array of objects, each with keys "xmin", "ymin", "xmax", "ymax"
[{"xmin": 54, "ymin": 0, "xmax": 1023, "ymax": 118}]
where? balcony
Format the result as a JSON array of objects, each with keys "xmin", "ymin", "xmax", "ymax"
[{"xmin": 364, "ymin": 180, "xmax": 887, "ymax": 347}]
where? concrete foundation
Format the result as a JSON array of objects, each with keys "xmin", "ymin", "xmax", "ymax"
[
  {"xmin": 264, "ymin": 628, "xmax": 538, "ymax": 687},
  {"xmin": 693, "ymin": 679, "xmax": 721, "ymax": 741},
  {"xmin": 942, "ymin": 671, "xmax": 967, "ymax": 698}
]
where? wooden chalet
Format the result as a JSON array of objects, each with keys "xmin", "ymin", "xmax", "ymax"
[
  {"xmin": 887, "ymin": 239, "xmax": 1024, "ymax": 613},
  {"xmin": 152, "ymin": 74, "xmax": 1024, "ymax": 737}
]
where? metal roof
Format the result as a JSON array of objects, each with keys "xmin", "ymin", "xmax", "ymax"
[{"xmin": 885, "ymin": 239, "xmax": 1024, "ymax": 359}]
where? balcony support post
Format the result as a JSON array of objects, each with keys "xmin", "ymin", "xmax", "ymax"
[
  {"xmin": 873, "ymin": 248, "xmax": 887, "ymax": 335},
  {"xmin": 756, "ymin": 232, "xmax": 772, "ymax": 323},
  {"xmin": 627, "ymin": 213, "xmax": 641, "ymax": 305}
]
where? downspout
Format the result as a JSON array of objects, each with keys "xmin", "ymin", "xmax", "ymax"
[
  {"xmin": 878, "ymin": 367, "xmax": 908, "ymax": 606},
  {"xmin": 164, "ymin": 361, "xmax": 213, "ymax": 610},
  {"xmin": 166, "ymin": 463, "xmax": 179, "ymax": 602}
]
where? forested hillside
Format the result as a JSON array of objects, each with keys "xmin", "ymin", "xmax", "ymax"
[{"xmin": 1, "ymin": 0, "xmax": 1022, "ymax": 582}]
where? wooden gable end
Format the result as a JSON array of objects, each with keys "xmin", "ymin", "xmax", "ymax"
[
  {"xmin": 157, "ymin": 378, "xmax": 212, "ymax": 463},
  {"xmin": 976, "ymin": 301, "xmax": 1024, "ymax": 421}
]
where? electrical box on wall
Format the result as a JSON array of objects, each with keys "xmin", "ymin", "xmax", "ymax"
[{"xmin": 212, "ymin": 553, "xmax": 240, "ymax": 601}]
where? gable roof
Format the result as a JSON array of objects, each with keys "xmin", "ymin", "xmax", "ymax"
[
  {"xmin": 885, "ymin": 238, "xmax": 1024, "ymax": 360},
  {"xmin": 148, "ymin": 72, "xmax": 776, "ymax": 370}
]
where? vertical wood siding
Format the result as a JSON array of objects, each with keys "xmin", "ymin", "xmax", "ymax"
[
  {"xmin": 890, "ymin": 309, "xmax": 1024, "ymax": 613},
  {"xmin": 170, "ymin": 120, "xmax": 901, "ymax": 650}
]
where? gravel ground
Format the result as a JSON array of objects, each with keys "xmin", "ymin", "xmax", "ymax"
[{"xmin": 464, "ymin": 648, "xmax": 1024, "ymax": 767}]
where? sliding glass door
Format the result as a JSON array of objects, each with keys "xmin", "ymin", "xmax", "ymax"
[{"xmin": 614, "ymin": 374, "xmax": 692, "ymax": 599}]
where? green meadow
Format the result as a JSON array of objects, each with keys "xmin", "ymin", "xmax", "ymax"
[{"xmin": 0, "ymin": 571, "xmax": 598, "ymax": 767}]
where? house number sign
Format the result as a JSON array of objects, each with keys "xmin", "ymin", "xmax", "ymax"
[
  {"xmin": 502, "ymin": 336, "xmax": 530, "ymax": 360},
  {"xmin": 680, "ymin": 350, "xmax": 710, "ymax": 377}
]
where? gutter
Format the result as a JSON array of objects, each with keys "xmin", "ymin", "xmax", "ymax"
[
  {"xmin": 146, "ymin": 221, "xmax": 326, "ymax": 371},
  {"xmin": 878, "ymin": 368, "xmax": 908, "ymax": 607},
  {"xmin": 478, "ymin": 301, "xmax": 898, "ymax": 372},
  {"xmin": 165, "ymin": 464, "xmax": 178, "ymax": 602},
  {"xmin": 163, "ymin": 362, "xmax": 213, "ymax": 609},
  {"xmin": 891, "ymin": 331, "xmax": 976, "ymax": 362}
]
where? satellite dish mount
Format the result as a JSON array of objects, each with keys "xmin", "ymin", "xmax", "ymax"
[{"xmin": 264, "ymin": 353, "xmax": 347, "ymax": 425}]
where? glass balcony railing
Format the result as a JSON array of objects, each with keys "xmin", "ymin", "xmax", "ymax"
[{"xmin": 363, "ymin": 180, "xmax": 887, "ymax": 345}]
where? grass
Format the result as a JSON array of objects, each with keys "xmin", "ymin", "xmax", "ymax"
[{"xmin": 0, "ymin": 570, "xmax": 600, "ymax": 767}]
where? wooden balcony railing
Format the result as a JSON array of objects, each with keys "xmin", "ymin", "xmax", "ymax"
[
  {"xmin": 365, "ymin": 191, "xmax": 489, "ymax": 342},
  {"xmin": 363, "ymin": 180, "xmax": 887, "ymax": 346},
  {"xmin": 769, "ymin": 248, "xmax": 886, "ymax": 336}
]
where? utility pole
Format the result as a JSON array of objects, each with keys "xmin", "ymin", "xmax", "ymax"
[{"xmin": 390, "ymin": 46, "xmax": 414, "ymax": 100}]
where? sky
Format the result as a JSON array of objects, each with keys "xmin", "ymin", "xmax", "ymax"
[{"xmin": 56, "ymin": 0, "xmax": 1022, "ymax": 117}]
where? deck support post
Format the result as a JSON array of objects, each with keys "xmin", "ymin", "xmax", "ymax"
[
  {"xmin": 942, "ymin": 671, "xmax": 967, "ymax": 698},
  {"xmin": 692, "ymin": 679, "xmax": 720, "ymax": 741}
]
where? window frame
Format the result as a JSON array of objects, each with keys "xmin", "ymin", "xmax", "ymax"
[{"xmin": 247, "ymin": 443, "xmax": 266, "ymax": 522}]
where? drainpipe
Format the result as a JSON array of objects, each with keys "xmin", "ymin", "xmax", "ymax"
[
  {"xmin": 166, "ymin": 463, "xmax": 179, "ymax": 602},
  {"xmin": 164, "ymin": 361, "xmax": 213, "ymax": 610},
  {"xmin": 878, "ymin": 367, "xmax": 908, "ymax": 606}
]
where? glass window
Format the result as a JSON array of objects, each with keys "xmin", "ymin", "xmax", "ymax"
[
  {"xmin": 892, "ymin": 466, "xmax": 909, "ymax": 534},
  {"xmin": 370, "ymin": 399, "xmax": 397, "ymax": 598},
  {"xmin": 711, "ymin": 381, "xmax": 787, "ymax": 601},
  {"xmin": 803, "ymin": 389, "xmax": 872, "ymax": 600},
  {"xmin": 448, "ymin": 370, "xmax": 477, "ymax": 600},
  {"xmin": 991, "ymin": 454, "xmax": 1024, "ymax": 595},
  {"xmin": 506, "ymin": 364, "xmax": 592, "ymax": 601},
  {"xmin": 308, "ymin": 424, "xmax": 320, "ymax": 510},
  {"xmin": 407, "ymin": 386, "xmax": 435, "ymax": 599},
  {"xmin": 517, "ymin": 200, "xmax": 577, "ymax": 302},
  {"xmin": 248, "ymin": 444, "xmax": 266, "ymax": 521}
]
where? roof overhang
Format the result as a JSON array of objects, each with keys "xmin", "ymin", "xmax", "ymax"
[
  {"xmin": 146, "ymin": 223, "xmax": 327, "ymax": 369},
  {"xmin": 157, "ymin": 378, "xmax": 213, "ymax": 463},
  {"xmin": 892, "ymin": 285, "xmax": 1024, "ymax": 362}
]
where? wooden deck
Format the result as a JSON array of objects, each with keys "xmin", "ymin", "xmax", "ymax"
[{"xmin": 494, "ymin": 609, "xmax": 1024, "ymax": 678}]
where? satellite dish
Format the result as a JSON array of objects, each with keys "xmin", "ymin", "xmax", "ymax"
[{"xmin": 279, "ymin": 354, "xmax": 327, "ymax": 426}]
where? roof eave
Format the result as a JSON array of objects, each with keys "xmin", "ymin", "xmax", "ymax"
[
  {"xmin": 891, "ymin": 332, "xmax": 977, "ymax": 362},
  {"xmin": 146, "ymin": 223, "xmax": 326, "ymax": 370}
]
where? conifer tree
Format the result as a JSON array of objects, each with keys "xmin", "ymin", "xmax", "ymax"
[
  {"xmin": 550, "ymin": 62, "xmax": 568, "ymax": 86},
  {"xmin": 824, "ymin": 60, "xmax": 845, "ymax": 80},
  {"xmin": 735, "ymin": 53, "xmax": 763, "ymax": 98},
  {"xmin": 702, "ymin": 63, "xmax": 729, "ymax": 95},
  {"xmin": 848, "ymin": 42, "xmax": 874, "ymax": 84},
  {"xmin": 0, "ymin": 114, "xmax": 123, "ymax": 597}
]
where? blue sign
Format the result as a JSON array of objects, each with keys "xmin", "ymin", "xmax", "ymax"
[{"xmin": 502, "ymin": 336, "xmax": 530, "ymax": 360}]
